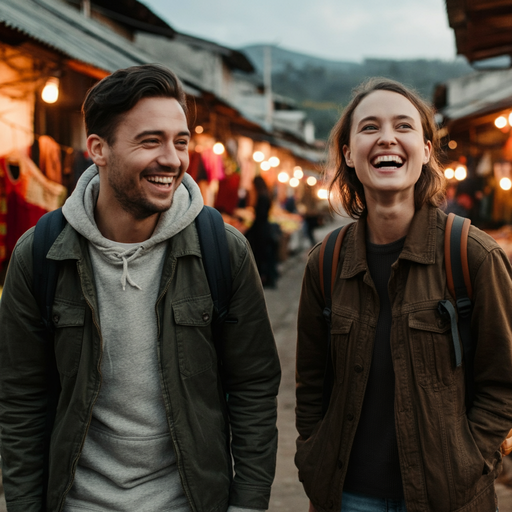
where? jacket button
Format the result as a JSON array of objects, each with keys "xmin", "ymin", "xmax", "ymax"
[
  {"xmin": 52, "ymin": 314, "xmax": 59, "ymax": 325},
  {"xmin": 202, "ymin": 313, "xmax": 210, "ymax": 322},
  {"xmin": 354, "ymin": 364, "xmax": 363, "ymax": 373},
  {"xmin": 347, "ymin": 413, "xmax": 354, "ymax": 421}
]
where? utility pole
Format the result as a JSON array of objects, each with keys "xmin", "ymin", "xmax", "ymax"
[{"xmin": 264, "ymin": 45, "xmax": 273, "ymax": 128}]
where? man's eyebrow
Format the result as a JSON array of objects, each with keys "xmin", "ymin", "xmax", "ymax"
[{"xmin": 135, "ymin": 129, "xmax": 191, "ymax": 139}]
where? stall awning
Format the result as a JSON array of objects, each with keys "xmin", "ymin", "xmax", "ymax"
[{"xmin": 0, "ymin": 0, "xmax": 153, "ymax": 72}]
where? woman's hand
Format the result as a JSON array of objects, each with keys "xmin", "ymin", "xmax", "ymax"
[{"xmin": 501, "ymin": 429, "xmax": 512, "ymax": 456}]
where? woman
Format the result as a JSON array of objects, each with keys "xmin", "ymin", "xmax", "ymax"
[{"xmin": 295, "ymin": 78, "xmax": 512, "ymax": 512}]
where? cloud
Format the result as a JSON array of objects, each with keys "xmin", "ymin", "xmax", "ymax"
[{"xmin": 142, "ymin": 0, "xmax": 457, "ymax": 61}]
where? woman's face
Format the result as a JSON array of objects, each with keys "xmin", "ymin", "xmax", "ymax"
[{"xmin": 343, "ymin": 90, "xmax": 432, "ymax": 204}]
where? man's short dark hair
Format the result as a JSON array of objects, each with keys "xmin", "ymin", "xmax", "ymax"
[{"xmin": 82, "ymin": 64, "xmax": 188, "ymax": 145}]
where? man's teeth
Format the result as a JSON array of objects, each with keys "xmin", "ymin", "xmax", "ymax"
[
  {"xmin": 147, "ymin": 176, "xmax": 174, "ymax": 184},
  {"xmin": 373, "ymin": 155, "xmax": 403, "ymax": 166}
]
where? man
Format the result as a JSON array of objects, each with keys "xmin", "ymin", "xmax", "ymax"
[{"xmin": 0, "ymin": 64, "xmax": 281, "ymax": 512}]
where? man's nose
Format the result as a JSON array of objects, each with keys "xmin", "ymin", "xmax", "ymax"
[{"xmin": 158, "ymin": 143, "xmax": 181, "ymax": 168}]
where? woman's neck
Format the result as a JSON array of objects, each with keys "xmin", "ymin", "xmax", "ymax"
[{"xmin": 365, "ymin": 200, "xmax": 415, "ymax": 245}]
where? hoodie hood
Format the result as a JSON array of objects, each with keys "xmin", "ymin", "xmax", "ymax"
[{"xmin": 62, "ymin": 164, "xmax": 204, "ymax": 289}]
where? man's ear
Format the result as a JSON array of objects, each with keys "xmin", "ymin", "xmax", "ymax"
[
  {"xmin": 343, "ymin": 145, "xmax": 354, "ymax": 167},
  {"xmin": 87, "ymin": 134, "xmax": 108, "ymax": 167}
]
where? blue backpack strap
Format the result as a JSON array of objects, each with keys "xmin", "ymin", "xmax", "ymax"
[
  {"xmin": 319, "ymin": 223, "xmax": 350, "ymax": 417},
  {"xmin": 439, "ymin": 213, "xmax": 474, "ymax": 409},
  {"xmin": 195, "ymin": 206, "xmax": 233, "ymax": 349},
  {"xmin": 32, "ymin": 207, "xmax": 67, "ymax": 507}
]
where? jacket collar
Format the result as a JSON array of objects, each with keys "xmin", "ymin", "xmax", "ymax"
[
  {"xmin": 340, "ymin": 203, "xmax": 438, "ymax": 279},
  {"xmin": 47, "ymin": 217, "xmax": 203, "ymax": 262}
]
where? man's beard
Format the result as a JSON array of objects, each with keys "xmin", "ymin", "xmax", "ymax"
[{"xmin": 107, "ymin": 157, "xmax": 179, "ymax": 220}]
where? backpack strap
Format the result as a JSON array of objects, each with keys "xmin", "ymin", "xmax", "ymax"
[
  {"xmin": 32, "ymin": 207, "xmax": 67, "ymax": 507},
  {"xmin": 319, "ymin": 223, "xmax": 350, "ymax": 416},
  {"xmin": 33, "ymin": 208, "xmax": 67, "ymax": 332},
  {"xmin": 440, "ymin": 213, "xmax": 474, "ymax": 409},
  {"xmin": 195, "ymin": 205, "xmax": 233, "ymax": 350}
]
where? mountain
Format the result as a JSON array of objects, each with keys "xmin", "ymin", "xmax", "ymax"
[{"xmin": 241, "ymin": 45, "xmax": 474, "ymax": 140}]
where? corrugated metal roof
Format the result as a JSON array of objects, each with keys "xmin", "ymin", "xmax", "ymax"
[{"xmin": 0, "ymin": 0, "xmax": 153, "ymax": 72}]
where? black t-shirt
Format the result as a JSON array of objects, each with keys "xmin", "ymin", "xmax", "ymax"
[{"xmin": 343, "ymin": 236, "xmax": 405, "ymax": 499}]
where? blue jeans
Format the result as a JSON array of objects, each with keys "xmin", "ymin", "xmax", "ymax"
[{"xmin": 341, "ymin": 491, "xmax": 407, "ymax": 512}]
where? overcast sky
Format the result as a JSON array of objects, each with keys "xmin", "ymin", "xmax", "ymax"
[{"xmin": 142, "ymin": 0, "xmax": 458, "ymax": 62}]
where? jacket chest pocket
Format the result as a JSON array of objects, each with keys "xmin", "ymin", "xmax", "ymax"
[
  {"xmin": 409, "ymin": 308, "xmax": 461, "ymax": 389},
  {"xmin": 52, "ymin": 300, "xmax": 86, "ymax": 377},
  {"xmin": 172, "ymin": 295, "xmax": 215, "ymax": 378},
  {"xmin": 330, "ymin": 314, "xmax": 353, "ymax": 383}
]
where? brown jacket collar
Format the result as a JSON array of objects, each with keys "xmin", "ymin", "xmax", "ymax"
[{"xmin": 341, "ymin": 203, "xmax": 438, "ymax": 279}]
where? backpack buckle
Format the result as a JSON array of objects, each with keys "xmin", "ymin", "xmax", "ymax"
[{"xmin": 456, "ymin": 297, "xmax": 472, "ymax": 318}]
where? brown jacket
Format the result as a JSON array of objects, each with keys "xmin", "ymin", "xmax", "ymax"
[{"xmin": 296, "ymin": 204, "xmax": 512, "ymax": 512}]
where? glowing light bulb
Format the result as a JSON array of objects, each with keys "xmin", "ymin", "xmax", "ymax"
[
  {"xmin": 444, "ymin": 168, "xmax": 455, "ymax": 180},
  {"xmin": 448, "ymin": 140, "xmax": 457, "ymax": 150},
  {"xmin": 253, "ymin": 151, "xmax": 264, "ymax": 162},
  {"xmin": 294, "ymin": 168, "xmax": 304, "ymax": 179},
  {"xmin": 306, "ymin": 176, "xmax": 317, "ymax": 186},
  {"xmin": 500, "ymin": 177, "xmax": 512, "ymax": 190},
  {"xmin": 213, "ymin": 142, "xmax": 225, "ymax": 155},
  {"xmin": 317, "ymin": 189, "xmax": 329, "ymax": 200},
  {"xmin": 260, "ymin": 161, "xmax": 271, "ymax": 171},
  {"xmin": 495, "ymin": 116, "xmax": 507, "ymax": 129},
  {"xmin": 277, "ymin": 172, "xmax": 289, "ymax": 183},
  {"xmin": 41, "ymin": 77, "xmax": 59, "ymax": 104},
  {"xmin": 269, "ymin": 156, "xmax": 280, "ymax": 167},
  {"xmin": 455, "ymin": 166, "xmax": 467, "ymax": 181},
  {"xmin": 289, "ymin": 178, "xmax": 299, "ymax": 187},
  {"xmin": 195, "ymin": 125, "xmax": 204, "ymax": 134}
]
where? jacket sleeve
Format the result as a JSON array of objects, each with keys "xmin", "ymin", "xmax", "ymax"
[
  {"xmin": 0, "ymin": 229, "xmax": 48, "ymax": 512},
  {"xmin": 295, "ymin": 245, "xmax": 329, "ymax": 447},
  {"xmin": 467, "ymin": 244, "xmax": 512, "ymax": 466},
  {"xmin": 221, "ymin": 226, "xmax": 281, "ymax": 510}
]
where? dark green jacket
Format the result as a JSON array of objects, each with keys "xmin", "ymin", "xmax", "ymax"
[
  {"xmin": 0, "ymin": 220, "xmax": 281, "ymax": 512},
  {"xmin": 296, "ymin": 205, "xmax": 512, "ymax": 512}
]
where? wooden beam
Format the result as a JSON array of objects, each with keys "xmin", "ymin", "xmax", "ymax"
[{"xmin": 65, "ymin": 60, "xmax": 109, "ymax": 80}]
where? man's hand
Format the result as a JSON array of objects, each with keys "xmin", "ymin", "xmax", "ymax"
[{"xmin": 501, "ymin": 428, "xmax": 512, "ymax": 456}]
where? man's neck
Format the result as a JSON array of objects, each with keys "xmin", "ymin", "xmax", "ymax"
[{"xmin": 94, "ymin": 193, "xmax": 159, "ymax": 243}]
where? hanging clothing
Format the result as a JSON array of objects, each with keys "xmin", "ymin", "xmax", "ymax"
[
  {"xmin": 38, "ymin": 135, "xmax": 63, "ymax": 184},
  {"xmin": 0, "ymin": 152, "xmax": 67, "ymax": 261}
]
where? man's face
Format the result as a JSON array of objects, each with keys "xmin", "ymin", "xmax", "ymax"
[{"xmin": 99, "ymin": 97, "xmax": 190, "ymax": 220}]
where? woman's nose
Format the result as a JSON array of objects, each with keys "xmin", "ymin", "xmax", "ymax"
[{"xmin": 378, "ymin": 125, "xmax": 397, "ymax": 146}]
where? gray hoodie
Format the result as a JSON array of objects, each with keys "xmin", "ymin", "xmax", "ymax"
[{"xmin": 61, "ymin": 166, "xmax": 203, "ymax": 512}]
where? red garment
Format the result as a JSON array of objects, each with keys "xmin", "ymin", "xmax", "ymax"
[
  {"xmin": 215, "ymin": 173, "xmax": 240, "ymax": 215},
  {"xmin": 0, "ymin": 153, "xmax": 67, "ymax": 262}
]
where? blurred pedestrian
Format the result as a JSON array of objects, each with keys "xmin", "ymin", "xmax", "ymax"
[
  {"xmin": 245, "ymin": 175, "xmax": 280, "ymax": 288},
  {"xmin": 296, "ymin": 78, "xmax": 512, "ymax": 512}
]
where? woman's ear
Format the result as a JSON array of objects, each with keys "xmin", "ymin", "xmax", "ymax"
[
  {"xmin": 423, "ymin": 140, "xmax": 432, "ymax": 165},
  {"xmin": 87, "ymin": 134, "xmax": 108, "ymax": 167},
  {"xmin": 343, "ymin": 145, "xmax": 354, "ymax": 167}
]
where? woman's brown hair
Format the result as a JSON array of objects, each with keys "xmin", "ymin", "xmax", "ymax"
[{"xmin": 327, "ymin": 77, "xmax": 445, "ymax": 218}]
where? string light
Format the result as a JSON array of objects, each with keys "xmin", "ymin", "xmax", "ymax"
[
  {"xmin": 454, "ymin": 166, "xmax": 467, "ymax": 181},
  {"xmin": 278, "ymin": 172, "xmax": 289, "ymax": 183},
  {"xmin": 306, "ymin": 176, "xmax": 317, "ymax": 186},
  {"xmin": 289, "ymin": 178, "xmax": 299, "ymax": 187},
  {"xmin": 500, "ymin": 177, "xmax": 512, "ymax": 191},
  {"xmin": 213, "ymin": 142, "xmax": 225, "ymax": 155},
  {"xmin": 444, "ymin": 167, "xmax": 455, "ymax": 180},
  {"xmin": 195, "ymin": 125, "xmax": 204, "ymax": 134},
  {"xmin": 41, "ymin": 77, "xmax": 59, "ymax": 104},
  {"xmin": 495, "ymin": 116, "xmax": 507, "ymax": 129},
  {"xmin": 253, "ymin": 151, "xmax": 264, "ymax": 162},
  {"xmin": 260, "ymin": 161, "xmax": 271, "ymax": 171},
  {"xmin": 269, "ymin": 156, "xmax": 280, "ymax": 167}
]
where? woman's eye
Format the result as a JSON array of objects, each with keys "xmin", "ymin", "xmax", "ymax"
[
  {"xmin": 362, "ymin": 125, "xmax": 377, "ymax": 131},
  {"xmin": 398, "ymin": 123, "xmax": 412, "ymax": 129}
]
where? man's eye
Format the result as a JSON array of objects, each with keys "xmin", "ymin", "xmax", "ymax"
[
  {"xmin": 176, "ymin": 139, "xmax": 189, "ymax": 147},
  {"xmin": 142, "ymin": 139, "xmax": 159, "ymax": 144}
]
